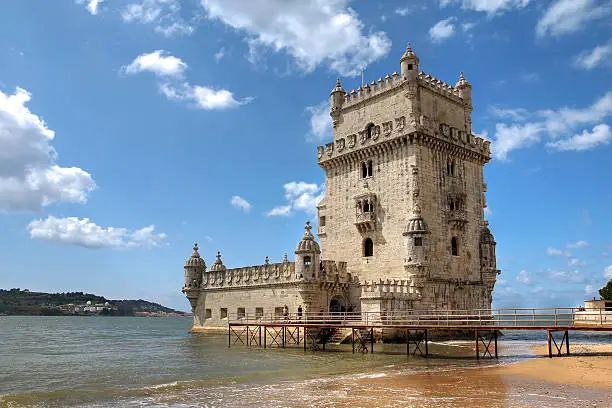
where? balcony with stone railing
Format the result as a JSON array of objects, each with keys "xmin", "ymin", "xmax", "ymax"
[
  {"xmin": 355, "ymin": 211, "xmax": 375, "ymax": 232},
  {"xmin": 447, "ymin": 209, "xmax": 468, "ymax": 229}
]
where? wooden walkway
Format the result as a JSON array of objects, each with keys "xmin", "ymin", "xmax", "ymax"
[{"xmin": 227, "ymin": 308, "xmax": 612, "ymax": 359}]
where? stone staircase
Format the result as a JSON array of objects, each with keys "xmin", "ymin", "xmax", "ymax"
[{"xmin": 327, "ymin": 327, "xmax": 353, "ymax": 345}]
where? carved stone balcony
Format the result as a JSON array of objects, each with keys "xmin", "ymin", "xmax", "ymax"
[{"xmin": 355, "ymin": 211, "xmax": 375, "ymax": 232}]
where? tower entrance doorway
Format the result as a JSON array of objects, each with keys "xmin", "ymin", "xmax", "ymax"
[{"xmin": 329, "ymin": 296, "xmax": 346, "ymax": 313}]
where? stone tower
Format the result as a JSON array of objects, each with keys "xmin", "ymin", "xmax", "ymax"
[{"xmin": 317, "ymin": 43, "xmax": 500, "ymax": 313}]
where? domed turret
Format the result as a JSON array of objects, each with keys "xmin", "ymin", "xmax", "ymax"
[
  {"xmin": 209, "ymin": 251, "xmax": 226, "ymax": 272},
  {"xmin": 400, "ymin": 42, "xmax": 419, "ymax": 81},
  {"xmin": 479, "ymin": 222, "xmax": 497, "ymax": 269},
  {"xmin": 455, "ymin": 72, "xmax": 472, "ymax": 102},
  {"xmin": 294, "ymin": 221, "xmax": 321, "ymax": 280},
  {"xmin": 403, "ymin": 205, "xmax": 429, "ymax": 266},
  {"xmin": 183, "ymin": 243, "xmax": 206, "ymax": 290},
  {"xmin": 330, "ymin": 78, "xmax": 345, "ymax": 113}
]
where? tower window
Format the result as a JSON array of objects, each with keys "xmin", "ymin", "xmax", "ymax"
[
  {"xmin": 366, "ymin": 123, "xmax": 374, "ymax": 140},
  {"xmin": 304, "ymin": 256, "xmax": 312, "ymax": 266},
  {"xmin": 362, "ymin": 199, "xmax": 373, "ymax": 213},
  {"xmin": 447, "ymin": 158, "xmax": 456, "ymax": 176},
  {"xmin": 220, "ymin": 308, "xmax": 228, "ymax": 319},
  {"xmin": 360, "ymin": 160, "xmax": 373, "ymax": 178},
  {"xmin": 367, "ymin": 160, "xmax": 373, "ymax": 177},
  {"xmin": 451, "ymin": 237, "xmax": 458, "ymax": 256},
  {"xmin": 319, "ymin": 216, "xmax": 326, "ymax": 227},
  {"xmin": 205, "ymin": 308, "xmax": 212, "ymax": 319},
  {"xmin": 363, "ymin": 238, "xmax": 374, "ymax": 257},
  {"xmin": 414, "ymin": 237, "xmax": 423, "ymax": 247},
  {"xmin": 450, "ymin": 200, "xmax": 455, "ymax": 211},
  {"xmin": 408, "ymin": 64, "xmax": 413, "ymax": 70},
  {"xmin": 255, "ymin": 307, "xmax": 264, "ymax": 319},
  {"xmin": 237, "ymin": 307, "xmax": 246, "ymax": 319}
]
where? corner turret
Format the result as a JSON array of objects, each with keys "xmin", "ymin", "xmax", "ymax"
[
  {"xmin": 182, "ymin": 243, "xmax": 206, "ymax": 311},
  {"xmin": 294, "ymin": 221, "xmax": 321, "ymax": 280},
  {"xmin": 400, "ymin": 43, "xmax": 419, "ymax": 81},
  {"xmin": 455, "ymin": 72, "xmax": 471, "ymax": 102},
  {"xmin": 330, "ymin": 78, "xmax": 345, "ymax": 127}
]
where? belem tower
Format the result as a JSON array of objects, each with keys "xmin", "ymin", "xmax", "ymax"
[{"xmin": 182, "ymin": 44, "xmax": 501, "ymax": 331}]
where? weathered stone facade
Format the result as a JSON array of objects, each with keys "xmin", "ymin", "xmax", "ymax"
[{"xmin": 183, "ymin": 44, "xmax": 500, "ymax": 331}]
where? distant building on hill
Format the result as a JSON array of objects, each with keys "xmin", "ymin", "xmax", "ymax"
[{"xmin": 182, "ymin": 43, "xmax": 501, "ymax": 331}]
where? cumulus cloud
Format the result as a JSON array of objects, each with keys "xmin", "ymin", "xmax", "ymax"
[
  {"xmin": 567, "ymin": 240, "xmax": 589, "ymax": 248},
  {"xmin": 584, "ymin": 284, "xmax": 596, "ymax": 296},
  {"xmin": 122, "ymin": 0, "xmax": 194, "ymax": 37},
  {"xmin": 230, "ymin": 195, "xmax": 252, "ymax": 212},
  {"xmin": 546, "ymin": 124, "xmax": 612, "ymax": 152},
  {"xmin": 267, "ymin": 181, "xmax": 324, "ymax": 217},
  {"xmin": 429, "ymin": 17, "xmax": 456, "ymax": 43},
  {"xmin": 568, "ymin": 258, "xmax": 586, "ymax": 267},
  {"xmin": 27, "ymin": 216, "xmax": 166, "ymax": 249},
  {"xmin": 200, "ymin": 0, "xmax": 391, "ymax": 76},
  {"xmin": 123, "ymin": 51, "xmax": 252, "ymax": 110},
  {"xmin": 547, "ymin": 247, "xmax": 572, "ymax": 257},
  {"xmin": 440, "ymin": 0, "xmax": 530, "ymax": 15},
  {"xmin": 605, "ymin": 265, "xmax": 612, "ymax": 279},
  {"xmin": 547, "ymin": 269, "xmax": 586, "ymax": 283},
  {"xmin": 487, "ymin": 92, "xmax": 612, "ymax": 160},
  {"xmin": 516, "ymin": 270, "xmax": 534, "ymax": 284},
  {"xmin": 122, "ymin": 50, "xmax": 187, "ymax": 78},
  {"xmin": 305, "ymin": 101, "xmax": 332, "ymax": 142},
  {"xmin": 574, "ymin": 40, "xmax": 612, "ymax": 70},
  {"xmin": 536, "ymin": 0, "xmax": 612, "ymax": 38},
  {"xmin": 77, "ymin": 0, "xmax": 104, "ymax": 15},
  {"xmin": 0, "ymin": 88, "xmax": 95, "ymax": 212}
]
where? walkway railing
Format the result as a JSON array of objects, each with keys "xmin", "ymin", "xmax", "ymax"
[{"xmin": 228, "ymin": 307, "xmax": 611, "ymax": 328}]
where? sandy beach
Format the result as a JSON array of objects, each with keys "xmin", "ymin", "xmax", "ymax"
[{"xmin": 316, "ymin": 342, "xmax": 612, "ymax": 408}]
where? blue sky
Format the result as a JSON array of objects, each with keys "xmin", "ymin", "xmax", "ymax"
[{"xmin": 0, "ymin": 0, "xmax": 611, "ymax": 312}]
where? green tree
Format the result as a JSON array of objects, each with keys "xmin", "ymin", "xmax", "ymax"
[{"xmin": 600, "ymin": 280, "xmax": 612, "ymax": 300}]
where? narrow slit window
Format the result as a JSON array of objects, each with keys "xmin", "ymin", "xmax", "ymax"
[
  {"xmin": 451, "ymin": 237, "xmax": 458, "ymax": 256},
  {"xmin": 367, "ymin": 160, "xmax": 373, "ymax": 177},
  {"xmin": 364, "ymin": 238, "xmax": 374, "ymax": 257}
]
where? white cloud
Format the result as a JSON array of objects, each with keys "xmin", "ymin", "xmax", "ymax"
[
  {"xmin": 122, "ymin": 50, "xmax": 187, "ymax": 78},
  {"xmin": 77, "ymin": 0, "xmax": 104, "ymax": 15},
  {"xmin": 266, "ymin": 205, "xmax": 292, "ymax": 216},
  {"xmin": 574, "ymin": 41, "xmax": 612, "ymax": 70},
  {"xmin": 489, "ymin": 106, "xmax": 530, "ymax": 121},
  {"xmin": 215, "ymin": 47, "xmax": 226, "ymax": 63},
  {"xmin": 568, "ymin": 258, "xmax": 586, "ymax": 267},
  {"xmin": 547, "ymin": 269, "xmax": 585, "ymax": 283},
  {"xmin": 395, "ymin": 7, "xmax": 413, "ymax": 16},
  {"xmin": 520, "ymin": 72, "xmax": 539, "ymax": 83},
  {"xmin": 0, "ymin": 88, "xmax": 95, "ymax": 212},
  {"xmin": 461, "ymin": 22, "xmax": 476, "ymax": 32},
  {"xmin": 567, "ymin": 240, "xmax": 589, "ymax": 248},
  {"xmin": 490, "ymin": 122, "xmax": 543, "ymax": 161},
  {"xmin": 122, "ymin": 0, "xmax": 194, "ymax": 37},
  {"xmin": 547, "ymin": 247, "xmax": 572, "ymax": 257},
  {"xmin": 230, "ymin": 195, "xmax": 251, "ymax": 212},
  {"xmin": 123, "ymin": 51, "xmax": 252, "ymax": 110},
  {"xmin": 267, "ymin": 181, "xmax": 324, "ymax": 217},
  {"xmin": 536, "ymin": 0, "xmax": 612, "ymax": 38},
  {"xmin": 547, "ymin": 124, "xmax": 612, "ymax": 152},
  {"xmin": 605, "ymin": 265, "xmax": 612, "ymax": 279},
  {"xmin": 200, "ymin": 0, "xmax": 391, "ymax": 76},
  {"xmin": 484, "ymin": 206, "xmax": 492, "ymax": 217},
  {"xmin": 305, "ymin": 101, "xmax": 332, "ymax": 142},
  {"xmin": 584, "ymin": 284, "xmax": 596, "ymax": 296},
  {"xmin": 516, "ymin": 270, "xmax": 534, "ymax": 284},
  {"xmin": 27, "ymin": 216, "xmax": 166, "ymax": 249},
  {"xmin": 159, "ymin": 83, "xmax": 253, "ymax": 110},
  {"xmin": 429, "ymin": 17, "xmax": 456, "ymax": 43},
  {"xmin": 440, "ymin": 0, "xmax": 530, "ymax": 14},
  {"xmin": 488, "ymin": 92, "xmax": 612, "ymax": 159}
]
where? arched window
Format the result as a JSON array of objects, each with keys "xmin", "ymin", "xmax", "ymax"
[
  {"xmin": 451, "ymin": 237, "xmax": 458, "ymax": 256},
  {"xmin": 361, "ymin": 162, "xmax": 368, "ymax": 179},
  {"xmin": 363, "ymin": 238, "xmax": 374, "ymax": 257},
  {"xmin": 447, "ymin": 158, "xmax": 456, "ymax": 176},
  {"xmin": 367, "ymin": 160, "xmax": 373, "ymax": 177},
  {"xmin": 450, "ymin": 159, "xmax": 456, "ymax": 176},
  {"xmin": 366, "ymin": 123, "xmax": 374, "ymax": 140}
]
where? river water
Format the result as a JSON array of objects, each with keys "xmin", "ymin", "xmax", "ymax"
[{"xmin": 1, "ymin": 316, "xmax": 610, "ymax": 407}]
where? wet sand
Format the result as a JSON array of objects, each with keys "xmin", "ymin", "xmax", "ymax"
[{"xmin": 315, "ymin": 343, "xmax": 612, "ymax": 408}]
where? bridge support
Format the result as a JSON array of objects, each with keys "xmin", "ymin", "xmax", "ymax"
[
  {"xmin": 406, "ymin": 329, "xmax": 428, "ymax": 357},
  {"xmin": 475, "ymin": 329, "xmax": 498, "ymax": 359},
  {"xmin": 547, "ymin": 330, "xmax": 570, "ymax": 358}
]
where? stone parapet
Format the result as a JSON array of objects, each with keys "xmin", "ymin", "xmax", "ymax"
[
  {"xmin": 360, "ymin": 279, "xmax": 420, "ymax": 300},
  {"xmin": 201, "ymin": 261, "xmax": 297, "ymax": 289}
]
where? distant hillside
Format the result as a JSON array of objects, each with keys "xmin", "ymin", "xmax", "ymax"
[{"xmin": 0, "ymin": 289, "xmax": 187, "ymax": 316}]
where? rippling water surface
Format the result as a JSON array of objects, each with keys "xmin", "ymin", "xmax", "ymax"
[{"xmin": 1, "ymin": 316, "xmax": 610, "ymax": 407}]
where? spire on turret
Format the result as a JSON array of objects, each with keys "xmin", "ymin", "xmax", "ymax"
[
  {"xmin": 400, "ymin": 42, "xmax": 419, "ymax": 80},
  {"xmin": 456, "ymin": 72, "xmax": 470, "ymax": 88},
  {"xmin": 330, "ymin": 78, "xmax": 346, "ymax": 115},
  {"xmin": 455, "ymin": 71, "xmax": 472, "ymax": 102},
  {"xmin": 209, "ymin": 251, "xmax": 226, "ymax": 272},
  {"xmin": 295, "ymin": 220, "xmax": 320, "ymax": 254}
]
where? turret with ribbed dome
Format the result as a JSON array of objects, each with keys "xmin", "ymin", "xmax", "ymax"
[
  {"xmin": 400, "ymin": 42, "xmax": 419, "ymax": 81},
  {"xmin": 182, "ymin": 243, "xmax": 206, "ymax": 311},
  {"xmin": 294, "ymin": 221, "xmax": 321, "ymax": 280},
  {"xmin": 403, "ymin": 205, "xmax": 430, "ymax": 268},
  {"xmin": 209, "ymin": 251, "xmax": 226, "ymax": 272}
]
